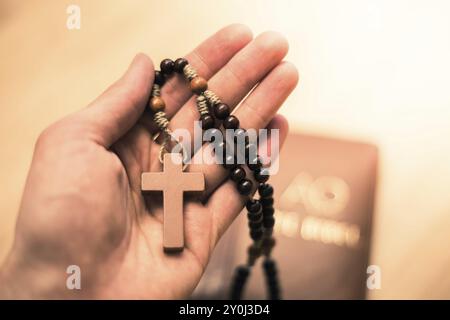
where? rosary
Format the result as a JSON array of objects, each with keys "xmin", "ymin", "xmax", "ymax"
[{"xmin": 141, "ymin": 58, "xmax": 281, "ymax": 300}]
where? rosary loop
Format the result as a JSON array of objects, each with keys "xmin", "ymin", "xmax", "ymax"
[{"xmin": 142, "ymin": 57, "xmax": 281, "ymax": 300}]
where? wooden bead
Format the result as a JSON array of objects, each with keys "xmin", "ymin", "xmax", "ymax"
[
  {"xmin": 237, "ymin": 266, "xmax": 250, "ymax": 277},
  {"xmin": 237, "ymin": 179, "xmax": 253, "ymax": 195},
  {"xmin": 263, "ymin": 216, "xmax": 275, "ymax": 228},
  {"xmin": 250, "ymin": 229, "xmax": 263, "ymax": 241},
  {"xmin": 200, "ymin": 114, "xmax": 214, "ymax": 130},
  {"xmin": 213, "ymin": 103, "xmax": 230, "ymax": 120},
  {"xmin": 255, "ymin": 167, "xmax": 270, "ymax": 183},
  {"xmin": 258, "ymin": 183, "xmax": 273, "ymax": 198},
  {"xmin": 247, "ymin": 211, "xmax": 262, "ymax": 222},
  {"xmin": 262, "ymin": 237, "xmax": 276, "ymax": 249},
  {"xmin": 230, "ymin": 166, "xmax": 246, "ymax": 182},
  {"xmin": 248, "ymin": 220, "xmax": 262, "ymax": 230},
  {"xmin": 160, "ymin": 59, "xmax": 174, "ymax": 75},
  {"xmin": 262, "ymin": 238, "xmax": 276, "ymax": 256},
  {"xmin": 261, "ymin": 197, "xmax": 274, "ymax": 207},
  {"xmin": 223, "ymin": 115, "xmax": 240, "ymax": 129},
  {"xmin": 248, "ymin": 245, "xmax": 261, "ymax": 259},
  {"xmin": 266, "ymin": 268, "xmax": 277, "ymax": 278},
  {"xmin": 263, "ymin": 259, "xmax": 276, "ymax": 271},
  {"xmin": 264, "ymin": 227, "xmax": 274, "ymax": 237},
  {"xmin": 154, "ymin": 70, "xmax": 165, "ymax": 86},
  {"xmin": 149, "ymin": 96, "xmax": 165, "ymax": 112},
  {"xmin": 270, "ymin": 290, "xmax": 280, "ymax": 300},
  {"xmin": 246, "ymin": 199, "xmax": 262, "ymax": 213},
  {"xmin": 249, "ymin": 219, "xmax": 262, "ymax": 230},
  {"xmin": 174, "ymin": 58, "xmax": 188, "ymax": 73},
  {"xmin": 247, "ymin": 246, "xmax": 260, "ymax": 266},
  {"xmin": 263, "ymin": 207, "xmax": 275, "ymax": 217},
  {"xmin": 190, "ymin": 77, "xmax": 208, "ymax": 94}
]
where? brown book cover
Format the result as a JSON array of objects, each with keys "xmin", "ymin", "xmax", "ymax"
[{"xmin": 192, "ymin": 132, "xmax": 378, "ymax": 299}]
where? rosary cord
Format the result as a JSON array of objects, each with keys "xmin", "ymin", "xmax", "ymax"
[{"xmin": 196, "ymin": 95, "xmax": 210, "ymax": 116}]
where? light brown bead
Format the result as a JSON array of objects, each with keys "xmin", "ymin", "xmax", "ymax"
[
  {"xmin": 190, "ymin": 76, "xmax": 208, "ymax": 94},
  {"xmin": 149, "ymin": 96, "xmax": 165, "ymax": 112}
]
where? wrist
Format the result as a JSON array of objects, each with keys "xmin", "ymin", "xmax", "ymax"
[
  {"xmin": 0, "ymin": 249, "xmax": 74, "ymax": 299},
  {"xmin": 0, "ymin": 251, "xmax": 30, "ymax": 299}
]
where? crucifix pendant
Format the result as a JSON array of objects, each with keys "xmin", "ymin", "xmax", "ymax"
[{"xmin": 141, "ymin": 153, "xmax": 205, "ymax": 253}]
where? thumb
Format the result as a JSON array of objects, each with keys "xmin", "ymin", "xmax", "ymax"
[{"xmin": 77, "ymin": 53, "xmax": 154, "ymax": 147}]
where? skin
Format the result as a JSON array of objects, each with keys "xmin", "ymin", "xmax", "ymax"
[{"xmin": 0, "ymin": 24, "xmax": 298, "ymax": 299}]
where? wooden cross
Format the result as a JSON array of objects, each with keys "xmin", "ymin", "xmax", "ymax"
[{"xmin": 141, "ymin": 153, "xmax": 205, "ymax": 252}]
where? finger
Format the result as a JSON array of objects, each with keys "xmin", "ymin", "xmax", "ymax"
[
  {"xmin": 161, "ymin": 24, "xmax": 253, "ymax": 118},
  {"xmin": 76, "ymin": 53, "xmax": 154, "ymax": 147},
  {"xmin": 208, "ymin": 115, "xmax": 289, "ymax": 244},
  {"xmin": 170, "ymin": 31, "xmax": 290, "ymax": 153},
  {"xmin": 188, "ymin": 61, "xmax": 299, "ymax": 197}
]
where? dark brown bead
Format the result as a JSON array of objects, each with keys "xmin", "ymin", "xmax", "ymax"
[
  {"xmin": 237, "ymin": 179, "xmax": 253, "ymax": 195},
  {"xmin": 270, "ymin": 290, "xmax": 280, "ymax": 300},
  {"xmin": 213, "ymin": 103, "xmax": 230, "ymax": 120},
  {"xmin": 248, "ymin": 156, "xmax": 263, "ymax": 171},
  {"xmin": 190, "ymin": 77, "xmax": 208, "ymax": 94},
  {"xmin": 263, "ymin": 259, "xmax": 276, "ymax": 271},
  {"xmin": 248, "ymin": 220, "xmax": 263, "ymax": 230},
  {"xmin": 154, "ymin": 70, "xmax": 165, "ymax": 86},
  {"xmin": 263, "ymin": 207, "xmax": 275, "ymax": 217},
  {"xmin": 248, "ymin": 220, "xmax": 262, "ymax": 230},
  {"xmin": 261, "ymin": 197, "xmax": 274, "ymax": 207},
  {"xmin": 254, "ymin": 167, "xmax": 270, "ymax": 183},
  {"xmin": 247, "ymin": 245, "xmax": 261, "ymax": 266},
  {"xmin": 223, "ymin": 115, "xmax": 240, "ymax": 129},
  {"xmin": 160, "ymin": 59, "xmax": 174, "ymax": 75},
  {"xmin": 262, "ymin": 237, "xmax": 276, "ymax": 256},
  {"xmin": 230, "ymin": 166, "xmax": 246, "ymax": 182},
  {"xmin": 263, "ymin": 216, "xmax": 275, "ymax": 228},
  {"xmin": 247, "ymin": 211, "xmax": 262, "ymax": 222},
  {"xmin": 248, "ymin": 245, "xmax": 261, "ymax": 258},
  {"xmin": 174, "ymin": 58, "xmax": 188, "ymax": 73},
  {"xmin": 246, "ymin": 199, "xmax": 261, "ymax": 213},
  {"xmin": 266, "ymin": 267, "xmax": 277, "ymax": 278},
  {"xmin": 262, "ymin": 237, "xmax": 276, "ymax": 249},
  {"xmin": 149, "ymin": 96, "xmax": 165, "ymax": 112},
  {"xmin": 237, "ymin": 266, "xmax": 250, "ymax": 277},
  {"xmin": 258, "ymin": 183, "xmax": 274, "ymax": 198},
  {"xmin": 250, "ymin": 229, "xmax": 263, "ymax": 241},
  {"xmin": 200, "ymin": 114, "xmax": 214, "ymax": 130},
  {"xmin": 264, "ymin": 227, "xmax": 274, "ymax": 237}
]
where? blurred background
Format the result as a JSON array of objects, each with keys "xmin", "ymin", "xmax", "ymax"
[{"xmin": 1, "ymin": 0, "xmax": 450, "ymax": 299}]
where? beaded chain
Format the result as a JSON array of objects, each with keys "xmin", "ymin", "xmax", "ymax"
[{"xmin": 147, "ymin": 58, "xmax": 281, "ymax": 300}]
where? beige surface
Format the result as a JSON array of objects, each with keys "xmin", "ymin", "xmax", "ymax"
[{"xmin": 1, "ymin": 0, "xmax": 450, "ymax": 299}]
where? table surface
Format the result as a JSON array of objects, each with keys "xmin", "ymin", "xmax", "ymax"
[{"xmin": 1, "ymin": 0, "xmax": 450, "ymax": 299}]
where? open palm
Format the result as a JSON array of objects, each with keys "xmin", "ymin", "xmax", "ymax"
[{"xmin": 0, "ymin": 24, "xmax": 298, "ymax": 299}]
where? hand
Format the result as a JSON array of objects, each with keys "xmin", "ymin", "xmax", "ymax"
[{"xmin": 0, "ymin": 24, "xmax": 298, "ymax": 299}]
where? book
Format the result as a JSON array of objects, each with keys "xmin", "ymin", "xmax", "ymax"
[{"xmin": 192, "ymin": 132, "xmax": 378, "ymax": 299}]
